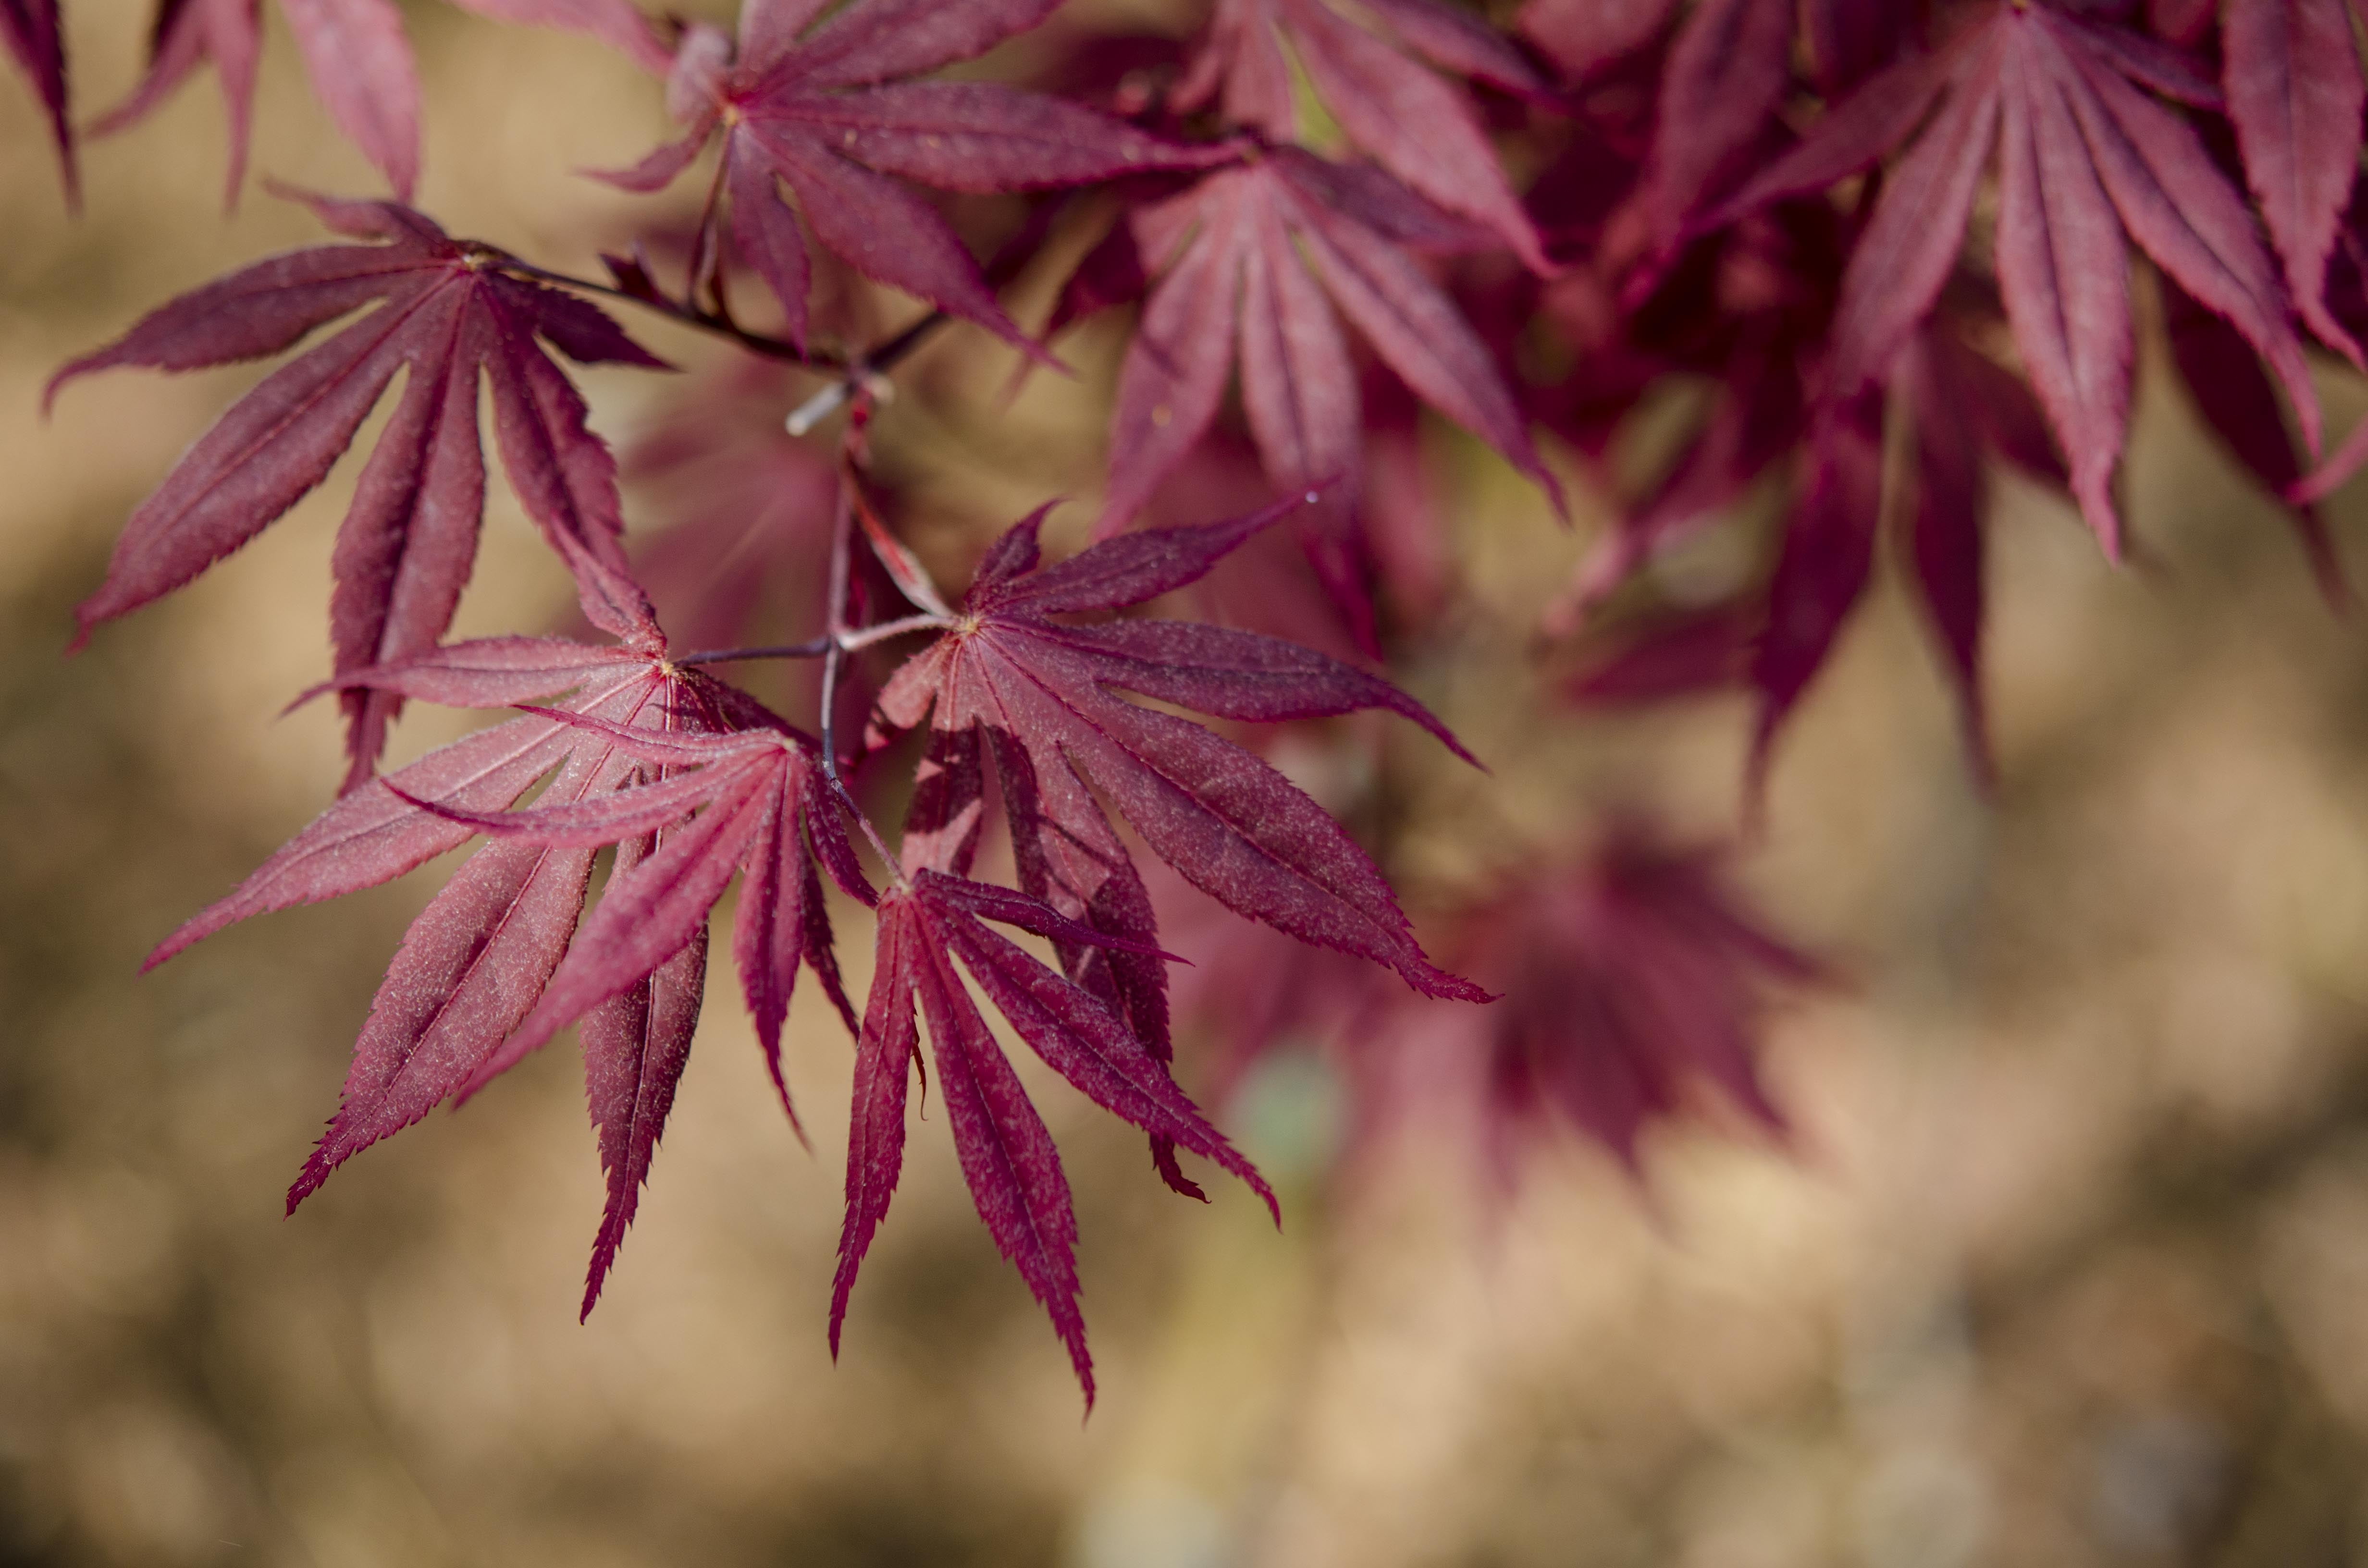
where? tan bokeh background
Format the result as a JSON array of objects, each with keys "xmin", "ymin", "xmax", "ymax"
[{"xmin": 7, "ymin": 3, "xmax": 2368, "ymax": 1564}]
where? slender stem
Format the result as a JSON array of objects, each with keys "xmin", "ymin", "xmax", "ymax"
[
  {"xmin": 818, "ymin": 475, "xmax": 906, "ymax": 880},
  {"xmin": 499, "ymin": 257, "xmax": 822, "ymax": 366},
  {"xmin": 675, "ymin": 637, "xmax": 835, "ymax": 666},
  {"xmin": 839, "ymin": 612, "xmax": 955, "ymax": 651},
  {"xmin": 786, "ymin": 312, "xmax": 949, "ymax": 435},
  {"xmin": 675, "ymin": 611, "xmax": 947, "ymax": 669},
  {"xmin": 820, "ymin": 480, "xmax": 855, "ymax": 784}
]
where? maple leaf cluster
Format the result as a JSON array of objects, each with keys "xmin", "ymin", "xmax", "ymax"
[{"xmin": 31, "ymin": 0, "xmax": 2368, "ymax": 1399}]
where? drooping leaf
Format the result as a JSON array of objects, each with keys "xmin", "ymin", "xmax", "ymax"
[
  {"xmin": 1636, "ymin": 0, "xmax": 1795, "ymax": 254},
  {"xmin": 2221, "ymin": 0, "xmax": 2365, "ymax": 363},
  {"xmin": 1713, "ymin": 2, "xmax": 2318, "ymax": 558},
  {"xmin": 1072, "ymin": 151, "xmax": 1559, "ymax": 540},
  {"xmin": 608, "ymin": 0, "xmax": 1222, "ymax": 353},
  {"xmin": 1896, "ymin": 330, "xmax": 1994, "ymax": 775},
  {"xmin": 2163, "ymin": 275, "xmax": 2347, "ymax": 604},
  {"xmin": 142, "ymin": 640, "xmax": 731, "ymax": 1221},
  {"xmin": 871, "ymin": 497, "xmax": 1487, "ymax": 1008},
  {"xmin": 830, "ymin": 870, "xmax": 1275, "ymax": 1403},
  {"xmin": 94, "ymin": 0, "xmax": 669, "ymax": 201},
  {"xmin": 1175, "ymin": 0, "xmax": 1554, "ymax": 270},
  {"xmin": 49, "ymin": 194, "xmax": 668, "ymax": 784},
  {"xmin": 1747, "ymin": 400, "xmax": 1882, "ymax": 795},
  {"xmin": 1470, "ymin": 825, "xmax": 1823, "ymax": 1175},
  {"xmin": 0, "ymin": 0, "xmax": 74, "ymax": 199}
]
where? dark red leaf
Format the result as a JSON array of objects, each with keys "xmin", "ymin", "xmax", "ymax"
[
  {"xmin": 1085, "ymin": 155, "xmax": 1557, "ymax": 538},
  {"xmin": 0, "ymin": 0, "xmax": 74, "ymax": 199},
  {"xmin": 1518, "ymin": 0, "xmax": 1679, "ymax": 82},
  {"xmin": 1748, "ymin": 403, "xmax": 1882, "ymax": 794},
  {"xmin": 50, "ymin": 196, "xmax": 668, "ymax": 774},
  {"xmin": 1638, "ymin": 0, "xmax": 1794, "ymax": 252},
  {"xmin": 1801, "ymin": 0, "xmax": 1912, "ymax": 95},
  {"xmin": 2164, "ymin": 276, "xmax": 2347, "ymax": 604},
  {"xmin": 1564, "ymin": 601, "xmax": 1757, "ymax": 706},
  {"xmin": 2221, "ymin": 0, "xmax": 2366, "ymax": 363},
  {"xmin": 874, "ymin": 499, "xmax": 1484, "ymax": 1003},
  {"xmin": 1472, "ymin": 826, "xmax": 1821, "ymax": 1173},
  {"xmin": 1709, "ymin": 5, "xmax": 2317, "ymax": 560},
  {"xmin": 1176, "ymin": 0, "xmax": 1552, "ymax": 269},
  {"xmin": 146, "ymin": 646, "xmax": 721, "ymax": 1219},
  {"xmin": 617, "ymin": 0, "xmax": 1219, "ymax": 353},
  {"xmin": 1897, "ymin": 333, "xmax": 1995, "ymax": 776},
  {"xmin": 829, "ymin": 871, "xmax": 1272, "ymax": 1401}
]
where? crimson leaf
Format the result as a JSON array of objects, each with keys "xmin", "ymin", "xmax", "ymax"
[
  {"xmin": 146, "ymin": 640, "xmax": 732, "ymax": 1228},
  {"xmin": 415, "ymin": 701, "xmax": 1274, "ymax": 1387},
  {"xmin": 94, "ymin": 0, "xmax": 668, "ymax": 202},
  {"xmin": 835, "ymin": 870, "xmax": 1274, "ymax": 1404},
  {"xmin": 2222, "ymin": 0, "xmax": 2366, "ymax": 363},
  {"xmin": 1067, "ymin": 150, "xmax": 1560, "ymax": 539},
  {"xmin": 49, "ymin": 192, "xmax": 668, "ymax": 786},
  {"xmin": 1, "ymin": 0, "xmax": 71, "ymax": 198},
  {"xmin": 1474, "ymin": 827, "xmax": 1823, "ymax": 1174},
  {"xmin": 1715, "ymin": 1, "xmax": 2318, "ymax": 556},
  {"xmin": 872, "ymin": 497, "xmax": 1487, "ymax": 1008},
  {"xmin": 605, "ymin": 0, "xmax": 1221, "ymax": 354},
  {"xmin": 1173, "ymin": 0, "xmax": 1554, "ymax": 270}
]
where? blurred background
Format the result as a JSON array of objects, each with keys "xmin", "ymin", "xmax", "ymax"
[{"xmin": 8, "ymin": 3, "xmax": 2368, "ymax": 1565}]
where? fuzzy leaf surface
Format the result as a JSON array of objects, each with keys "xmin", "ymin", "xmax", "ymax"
[
  {"xmin": 1078, "ymin": 152, "xmax": 1558, "ymax": 539},
  {"xmin": 1, "ymin": 0, "xmax": 73, "ymax": 196},
  {"xmin": 830, "ymin": 871, "xmax": 1273, "ymax": 1403},
  {"xmin": 1175, "ymin": 0, "xmax": 1551, "ymax": 269},
  {"xmin": 614, "ymin": 0, "xmax": 1220, "ymax": 352},
  {"xmin": 873, "ymin": 499, "xmax": 1485, "ymax": 1007},
  {"xmin": 1716, "ymin": 2, "xmax": 2317, "ymax": 556},
  {"xmin": 51, "ymin": 196, "xmax": 666, "ymax": 780}
]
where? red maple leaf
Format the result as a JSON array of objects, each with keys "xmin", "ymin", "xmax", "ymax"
[
  {"xmin": 2163, "ymin": 274, "xmax": 2348, "ymax": 605},
  {"xmin": 407, "ymin": 691, "xmax": 1276, "ymax": 1390},
  {"xmin": 2221, "ymin": 0, "xmax": 2366, "ymax": 363},
  {"xmin": 872, "ymin": 496, "xmax": 1487, "ymax": 1022},
  {"xmin": 1467, "ymin": 825, "xmax": 1823, "ymax": 1176},
  {"xmin": 836, "ymin": 870, "xmax": 1274, "ymax": 1403},
  {"xmin": 49, "ymin": 191, "xmax": 669, "ymax": 786},
  {"xmin": 1561, "ymin": 298, "xmax": 2067, "ymax": 787},
  {"xmin": 1158, "ymin": 821, "xmax": 1822, "ymax": 1187},
  {"xmin": 1, "ymin": 0, "xmax": 72, "ymax": 198},
  {"xmin": 1528, "ymin": 0, "xmax": 1913, "ymax": 254},
  {"xmin": 1172, "ymin": 0, "xmax": 1555, "ymax": 270},
  {"xmin": 1713, "ymin": 0, "xmax": 2318, "ymax": 556},
  {"xmin": 391, "ymin": 693, "xmax": 872, "ymax": 1311},
  {"xmin": 146, "ymin": 638, "xmax": 732, "ymax": 1237},
  {"xmin": 602, "ymin": 0, "xmax": 1224, "ymax": 354},
  {"xmin": 1054, "ymin": 149, "xmax": 1561, "ymax": 539},
  {"xmin": 1517, "ymin": 0, "xmax": 1680, "ymax": 84},
  {"xmin": 92, "ymin": 0, "xmax": 668, "ymax": 202}
]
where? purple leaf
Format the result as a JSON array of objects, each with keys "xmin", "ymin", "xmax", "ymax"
[
  {"xmin": 1, "ymin": 0, "xmax": 75, "ymax": 198},
  {"xmin": 1749, "ymin": 404, "xmax": 1883, "ymax": 793},
  {"xmin": 52, "ymin": 198, "xmax": 668, "ymax": 767},
  {"xmin": 875, "ymin": 500, "xmax": 1485, "ymax": 1002},
  {"xmin": 2220, "ymin": 0, "xmax": 2366, "ymax": 363},
  {"xmin": 1639, "ymin": 0, "xmax": 1794, "ymax": 251}
]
